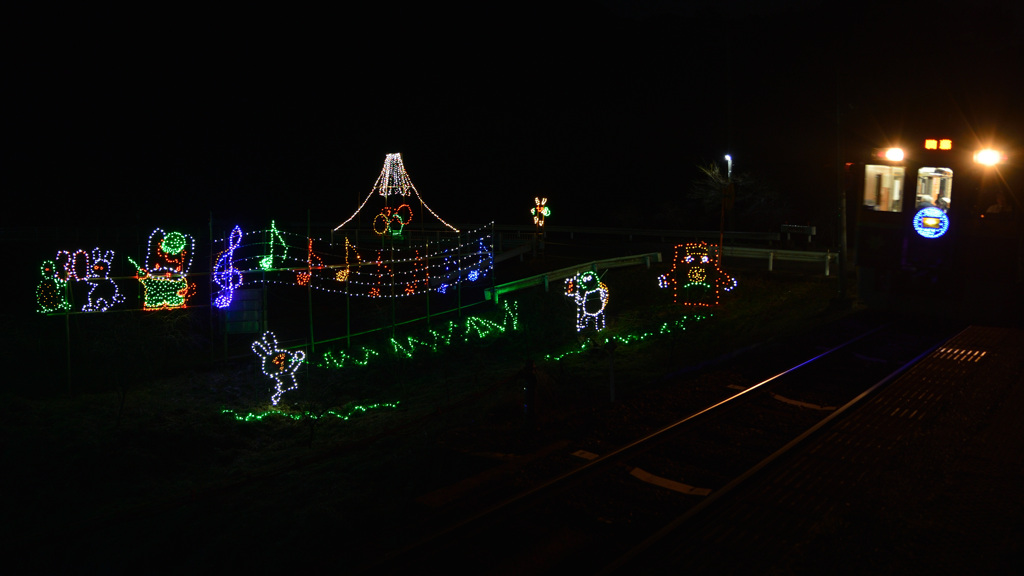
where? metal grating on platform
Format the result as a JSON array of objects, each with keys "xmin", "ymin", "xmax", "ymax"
[{"xmin": 633, "ymin": 325, "xmax": 1024, "ymax": 575}]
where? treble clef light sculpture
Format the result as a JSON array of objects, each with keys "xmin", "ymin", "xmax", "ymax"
[{"xmin": 213, "ymin": 226, "xmax": 244, "ymax": 309}]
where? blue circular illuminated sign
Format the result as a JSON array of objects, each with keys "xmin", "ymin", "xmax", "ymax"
[{"xmin": 913, "ymin": 206, "xmax": 949, "ymax": 238}]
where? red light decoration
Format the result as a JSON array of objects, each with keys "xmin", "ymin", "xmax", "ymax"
[
  {"xmin": 296, "ymin": 238, "xmax": 325, "ymax": 286},
  {"xmin": 373, "ymin": 204, "xmax": 413, "ymax": 236},
  {"xmin": 657, "ymin": 242, "xmax": 737, "ymax": 307},
  {"xmin": 531, "ymin": 197, "xmax": 551, "ymax": 227}
]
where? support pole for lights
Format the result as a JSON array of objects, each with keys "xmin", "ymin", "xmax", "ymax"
[{"xmin": 720, "ymin": 155, "xmax": 732, "ymax": 264}]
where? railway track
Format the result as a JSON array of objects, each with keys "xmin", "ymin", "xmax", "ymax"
[{"xmin": 357, "ymin": 317, "xmax": 961, "ymax": 575}]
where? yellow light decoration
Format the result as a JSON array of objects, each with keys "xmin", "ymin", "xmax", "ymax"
[
  {"xmin": 334, "ymin": 237, "xmax": 361, "ymax": 282},
  {"xmin": 531, "ymin": 197, "xmax": 551, "ymax": 226},
  {"xmin": 657, "ymin": 242, "xmax": 737, "ymax": 307},
  {"xmin": 372, "ymin": 203, "xmax": 414, "ymax": 236}
]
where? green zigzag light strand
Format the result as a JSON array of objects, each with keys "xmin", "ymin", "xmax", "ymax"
[
  {"xmin": 316, "ymin": 299, "xmax": 702, "ymax": 368},
  {"xmin": 221, "ymin": 401, "xmax": 401, "ymax": 422},
  {"xmin": 543, "ymin": 313, "xmax": 710, "ymax": 362},
  {"xmin": 319, "ymin": 300, "xmax": 520, "ymax": 369}
]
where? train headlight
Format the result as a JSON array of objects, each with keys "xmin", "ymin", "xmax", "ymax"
[
  {"xmin": 884, "ymin": 148, "xmax": 904, "ymax": 161},
  {"xmin": 973, "ymin": 149, "xmax": 1005, "ymax": 166},
  {"xmin": 872, "ymin": 147, "xmax": 905, "ymax": 162}
]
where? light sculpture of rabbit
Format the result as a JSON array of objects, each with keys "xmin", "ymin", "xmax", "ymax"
[{"xmin": 251, "ymin": 331, "xmax": 305, "ymax": 406}]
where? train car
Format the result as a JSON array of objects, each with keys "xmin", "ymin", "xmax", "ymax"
[{"xmin": 852, "ymin": 133, "xmax": 1021, "ymax": 324}]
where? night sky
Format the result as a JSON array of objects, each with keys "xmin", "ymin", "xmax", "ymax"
[{"xmin": 7, "ymin": 1, "xmax": 1023, "ymax": 235}]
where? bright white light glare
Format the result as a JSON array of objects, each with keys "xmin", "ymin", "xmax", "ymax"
[
  {"xmin": 974, "ymin": 149, "xmax": 1004, "ymax": 166},
  {"xmin": 884, "ymin": 148, "xmax": 905, "ymax": 162}
]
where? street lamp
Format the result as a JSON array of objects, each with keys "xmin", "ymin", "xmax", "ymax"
[{"xmin": 720, "ymin": 155, "xmax": 733, "ymax": 264}]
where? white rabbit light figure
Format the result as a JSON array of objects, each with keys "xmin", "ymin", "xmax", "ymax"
[
  {"xmin": 82, "ymin": 248, "xmax": 125, "ymax": 312},
  {"xmin": 252, "ymin": 331, "xmax": 306, "ymax": 406}
]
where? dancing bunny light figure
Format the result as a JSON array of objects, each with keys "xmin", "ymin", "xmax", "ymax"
[{"xmin": 252, "ymin": 331, "xmax": 306, "ymax": 406}]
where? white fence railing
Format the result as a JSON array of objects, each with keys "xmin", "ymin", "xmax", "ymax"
[
  {"xmin": 723, "ymin": 246, "xmax": 837, "ymax": 275},
  {"xmin": 485, "ymin": 252, "xmax": 662, "ymax": 302}
]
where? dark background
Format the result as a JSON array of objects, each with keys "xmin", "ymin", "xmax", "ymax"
[{"xmin": 6, "ymin": 1, "xmax": 1022, "ymax": 235}]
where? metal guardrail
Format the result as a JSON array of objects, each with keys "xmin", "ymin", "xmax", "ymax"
[
  {"xmin": 485, "ymin": 252, "xmax": 662, "ymax": 302},
  {"xmin": 493, "ymin": 224, "xmax": 781, "ymax": 244},
  {"xmin": 722, "ymin": 246, "xmax": 837, "ymax": 275}
]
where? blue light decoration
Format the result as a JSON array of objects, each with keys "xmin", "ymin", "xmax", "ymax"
[
  {"xmin": 252, "ymin": 331, "xmax": 306, "ymax": 406},
  {"xmin": 212, "ymin": 226, "xmax": 243, "ymax": 309},
  {"xmin": 913, "ymin": 206, "xmax": 950, "ymax": 238},
  {"xmin": 565, "ymin": 271, "xmax": 609, "ymax": 332},
  {"xmin": 658, "ymin": 242, "xmax": 737, "ymax": 307}
]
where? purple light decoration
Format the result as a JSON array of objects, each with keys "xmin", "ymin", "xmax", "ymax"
[{"xmin": 213, "ymin": 226, "xmax": 244, "ymax": 309}]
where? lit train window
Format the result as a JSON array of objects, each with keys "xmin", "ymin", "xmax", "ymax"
[
  {"xmin": 915, "ymin": 167, "xmax": 953, "ymax": 210},
  {"xmin": 863, "ymin": 164, "xmax": 905, "ymax": 212}
]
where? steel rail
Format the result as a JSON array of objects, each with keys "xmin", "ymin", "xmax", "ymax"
[
  {"xmin": 358, "ymin": 322, "xmax": 891, "ymax": 573},
  {"xmin": 597, "ymin": 325, "xmax": 963, "ymax": 575}
]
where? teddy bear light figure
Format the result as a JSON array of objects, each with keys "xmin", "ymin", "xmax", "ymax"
[
  {"xmin": 658, "ymin": 242, "xmax": 737, "ymax": 307},
  {"xmin": 252, "ymin": 331, "xmax": 306, "ymax": 406}
]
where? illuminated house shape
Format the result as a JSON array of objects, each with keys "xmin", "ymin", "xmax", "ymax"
[{"xmin": 334, "ymin": 153, "xmax": 459, "ymax": 233}]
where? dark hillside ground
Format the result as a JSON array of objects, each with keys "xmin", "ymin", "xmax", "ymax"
[{"xmin": 3, "ymin": 249, "xmax": 857, "ymax": 574}]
